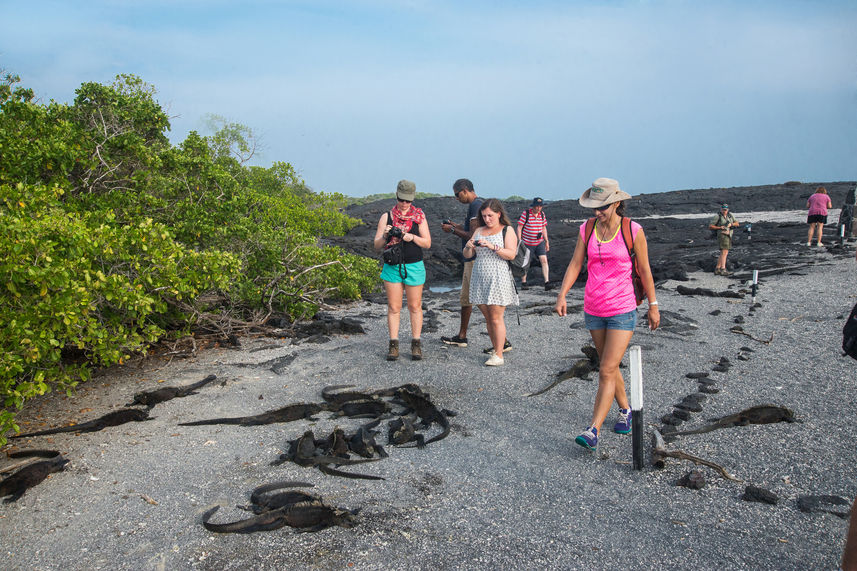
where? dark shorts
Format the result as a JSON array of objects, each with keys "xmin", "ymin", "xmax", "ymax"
[
  {"xmin": 807, "ymin": 214, "xmax": 827, "ymax": 224},
  {"xmin": 526, "ymin": 241, "xmax": 547, "ymax": 259}
]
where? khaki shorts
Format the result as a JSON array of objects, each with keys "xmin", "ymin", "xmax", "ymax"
[
  {"xmin": 460, "ymin": 260, "xmax": 474, "ymax": 306},
  {"xmin": 718, "ymin": 233, "xmax": 732, "ymax": 250}
]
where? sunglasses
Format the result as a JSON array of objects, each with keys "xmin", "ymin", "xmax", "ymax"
[
  {"xmin": 594, "ymin": 203, "xmax": 612, "ymax": 212},
  {"xmin": 397, "ymin": 198, "xmax": 412, "ymax": 203}
]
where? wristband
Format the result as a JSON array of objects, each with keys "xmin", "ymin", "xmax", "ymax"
[{"xmin": 649, "ymin": 300, "xmax": 658, "ymax": 306}]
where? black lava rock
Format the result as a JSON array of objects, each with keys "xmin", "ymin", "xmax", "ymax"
[{"xmin": 742, "ymin": 485, "xmax": 778, "ymax": 505}]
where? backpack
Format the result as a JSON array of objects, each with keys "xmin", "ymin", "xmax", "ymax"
[
  {"xmin": 583, "ymin": 217, "xmax": 644, "ymax": 306},
  {"xmin": 843, "ymin": 302, "xmax": 857, "ymax": 360},
  {"xmin": 710, "ymin": 213, "xmax": 733, "ymax": 239},
  {"xmin": 502, "ymin": 225, "xmax": 531, "ymax": 276}
]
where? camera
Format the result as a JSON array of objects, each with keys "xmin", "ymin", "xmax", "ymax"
[
  {"xmin": 442, "ymin": 219, "xmax": 452, "ymax": 226},
  {"xmin": 388, "ymin": 226, "xmax": 404, "ymax": 239}
]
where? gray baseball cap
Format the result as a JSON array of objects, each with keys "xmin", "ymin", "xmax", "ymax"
[{"xmin": 397, "ymin": 180, "xmax": 416, "ymax": 201}]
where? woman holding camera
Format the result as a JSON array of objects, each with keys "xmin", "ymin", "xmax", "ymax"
[
  {"xmin": 373, "ymin": 180, "xmax": 431, "ymax": 361},
  {"xmin": 464, "ymin": 198, "xmax": 519, "ymax": 366}
]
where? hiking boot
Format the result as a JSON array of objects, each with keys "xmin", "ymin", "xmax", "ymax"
[
  {"xmin": 386, "ymin": 340, "xmax": 399, "ymax": 361},
  {"xmin": 714, "ymin": 268, "xmax": 723, "ymax": 275},
  {"xmin": 521, "ymin": 282, "xmax": 530, "ymax": 290},
  {"xmin": 411, "ymin": 339, "xmax": 422, "ymax": 361},
  {"xmin": 575, "ymin": 426, "xmax": 598, "ymax": 450},
  {"xmin": 482, "ymin": 339, "xmax": 513, "ymax": 355},
  {"xmin": 613, "ymin": 408, "xmax": 632, "ymax": 434},
  {"xmin": 544, "ymin": 281, "xmax": 555, "ymax": 291},
  {"xmin": 720, "ymin": 269, "xmax": 732, "ymax": 276},
  {"xmin": 485, "ymin": 354, "xmax": 504, "ymax": 366},
  {"xmin": 441, "ymin": 335, "xmax": 467, "ymax": 347}
]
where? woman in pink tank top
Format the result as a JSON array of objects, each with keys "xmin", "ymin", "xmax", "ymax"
[
  {"xmin": 554, "ymin": 178, "xmax": 660, "ymax": 451},
  {"xmin": 806, "ymin": 186, "xmax": 833, "ymax": 247}
]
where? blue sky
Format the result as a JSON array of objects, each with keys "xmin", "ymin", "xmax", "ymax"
[{"xmin": 2, "ymin": 0, "xmax": 855, "ymax": 199}]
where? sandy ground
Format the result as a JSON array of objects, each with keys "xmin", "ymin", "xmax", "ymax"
[{"xmin": 2, "ymin": 250, "xmax": 856, "ymax": 570}]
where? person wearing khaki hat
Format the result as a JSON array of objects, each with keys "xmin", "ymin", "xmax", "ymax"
[
  {"xmin": 555, "ymin": 177, "xmax": 660, "ymax": 451},
  {"xmin": 709, "ymin": 203, "xmax": 739, "ymax": 275},
  {"xmin": 373, "ymin": 179, "xmax": 432, "ymax": 361}
]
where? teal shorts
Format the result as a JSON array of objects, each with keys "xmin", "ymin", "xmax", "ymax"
[{"xmin": 380, "ymin": 261, "xmax": 426, "ymax": 286}]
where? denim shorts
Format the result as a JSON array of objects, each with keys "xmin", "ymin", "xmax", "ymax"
[
  {"xmin": 584, "ymin": 309, "xmax": 637, "ymax": 331},
  {"xmin": 380, "ymin": 261, "xmax": 426, "ymax": 286}
]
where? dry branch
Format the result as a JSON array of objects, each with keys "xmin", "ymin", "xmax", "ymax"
[{"xmin": 652, "ymin": 429, "xmax": 742, "ymax": 482}]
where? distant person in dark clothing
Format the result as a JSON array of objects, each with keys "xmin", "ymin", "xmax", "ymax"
[
  {"xmin": 709, "ymin": 203, "xmax": 739, "ymax": 276},
  {"xmin": 439, "ymin": 179, "xmax": 483, "ymax": 348},
  {"xmin": 806, "ymin": 186, "xmax": 832, "ymax": 247},
  {"xmin": 516, "ymin": 197, "xmax": 552, "ymax": 290}
]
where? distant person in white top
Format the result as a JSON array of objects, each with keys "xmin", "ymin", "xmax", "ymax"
[
  {"xmin": 806, "ymin": 186, "xmax": 832, "ymax": 247},
  {"xmin": 516, "ymin": 197, "xmax": 552, "ymax": 290}
]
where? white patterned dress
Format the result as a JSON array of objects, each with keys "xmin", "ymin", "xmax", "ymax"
[{"xmin": 469, "ymin": 227, "xmax": 519, "ymax": 306}]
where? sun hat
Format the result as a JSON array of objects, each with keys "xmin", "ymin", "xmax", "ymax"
[
  {"xmin": 579, "ymin": 178, "xmax": 632, "ymax": 209},
  {"xmin": 396, "ymin": 180, "xmax": 416, "ymax": 201},
  {"xmin": 531, "ymin": 197, "xmax": 544, "ymax": 207}
]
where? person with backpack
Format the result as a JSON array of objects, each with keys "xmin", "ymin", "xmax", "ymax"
[
  {"xmin": 373, "ymin": 180, "xmax": 432, "ymax": 361},
  {"xmin": 516, "ymin": 197, "xmax": 553, "ymax": 290},
  {"xmin": 464, "ymin": 199, "xmax": 519, "ymax": 366},
  {"xmin": 554, "ymin": 178, "xmax": 659, "ymax": 451},
  {"xmin": 709, "ymin": 203, "xmax": 739, "ymax": 276}
]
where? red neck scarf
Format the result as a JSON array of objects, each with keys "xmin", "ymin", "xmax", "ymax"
[{"xmin": 389, "ymin": 205, "xmax": 425, "ymax": 244}]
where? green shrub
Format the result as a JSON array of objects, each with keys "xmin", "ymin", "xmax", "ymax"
[
  {"xmin": 0, "ymin": 73, "xmax": 380, "ymax": 442},
  {"xmin": 0, "ymin": 182, "xmax": 240, "ymax": 441}
]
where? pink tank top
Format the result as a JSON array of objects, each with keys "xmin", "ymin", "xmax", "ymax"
[
  {"xmin": 580, "ymin": 220, "xmax": 642, "ymax": 317},
  {"xmin": 807, "ymin": 193, "xmax": 831, "ymax": 216}
]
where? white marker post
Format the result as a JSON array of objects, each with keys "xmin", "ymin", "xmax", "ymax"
[
  {"xmin": 629, "ymin": 345, "xmax": 644, "ymax": 470},
  {"xmin": 751, "ymin": 269, "xmax": 759, "ymax": 305},
  {"xmin": 841, "ymin": 224, "xmax": 846, "ymax": 246}
]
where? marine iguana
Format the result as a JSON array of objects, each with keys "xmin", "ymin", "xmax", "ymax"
[
  {"xmin": 346, "ymin": 419, "xmax": 388, "ymax": 459},
  {"xmin": 0, "ymin": 454, "xmax": 69, "ymax": 502},
  {"xmin": 371, "ymin": 383, "xmax": 422, "ymax": 398},
  {"xmin": 333, "ymin": 398, "xmax": 391, "ymax": 419},
  {"xmin": 526, "ymin": 358, "xmax": 594, "ymax": 397},
  {"xmin": 6, "ymin": 449, "xmax": 62, "ymax": 459},
  {"xmin": 273, "ymin": 429, "xmax": 385, "ymax": 480},
  {"xmin": 321, "ymin": 384, "xmax": 374, "ymax": 406},
  {"xmin": 1, "ymin": 450, "xmax": 63, "ymax": 476},
  {"xmin": 202, "ymin": 502, "xmax": 359, "ymax": 534},
  {"xmin": 321, "ymin": 426, "xmax": 350, "ymax": 458},
  {"xmin": 127, "ymin": 374, "xmax": 217, "ymax": 407},
  {"xmin": 12, "ymin": 408, "xmax": 152, "ymax": 438},
  {"xmin": 395, "ymin": 387, "xmax": 450, "ymax": 445},
  {"xmin": 243, "ymin": 481, "xmax": 320, "ymax": 514},
  {"xmin": 667, "ymin": 405, "xmax": 796, "ymax": 437},
  {"xmin": 178, "ymin": 402, "xmax": 326, "ymax": 426},
  {"xmin": 387, "ymin": 415, "xmax": 425, "ymax": 448}
]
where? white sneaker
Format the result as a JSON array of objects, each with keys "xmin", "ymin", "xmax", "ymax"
[
  {"xmin": 818, "ymin": 242, "xmax": 824, "ymax": 247},
  {"xmin": 485, "ymin": 354, "xmax": 504, "ymax": 366},
  {"xmin": 806, "ymin": 242, "xmax": 811, "ymax": 246}
]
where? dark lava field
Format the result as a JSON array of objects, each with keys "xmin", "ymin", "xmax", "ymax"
[{"xmin": 328, "ymin": 181, "xmax": 856, "ymax": 286}]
